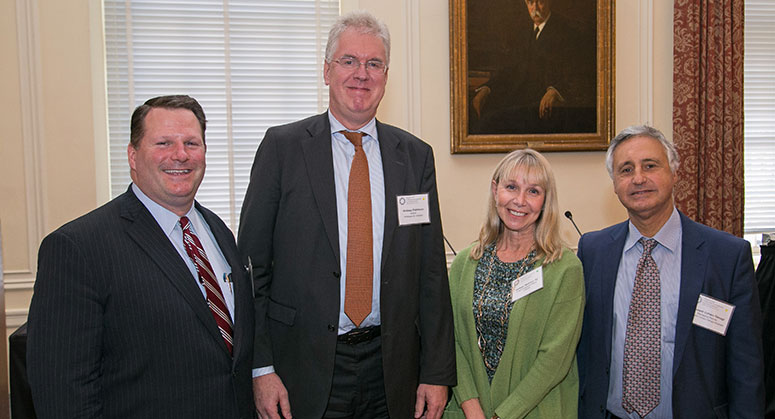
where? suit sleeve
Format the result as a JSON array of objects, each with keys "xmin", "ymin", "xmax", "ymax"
[
  {"xmin": 417, "ymin": 146, "xmax": 457, "ymax": 386},
  {"xmin": 495, "ymin": 257, "xmax": 585, "ymax": 419},
  {"xmin": 27, "ymin": 231, "xmax": 105, "ymax": 418},
  {"xmin": 238, "ymin": 129, "xmax": 281, "ymax": 368},
  {"xmin": 575, "ymin": 234, "xmax": 588, "ymax": 390},
  {"xmin": 725, "ymin": 241, "xmax": 766, "ymax": 417}
]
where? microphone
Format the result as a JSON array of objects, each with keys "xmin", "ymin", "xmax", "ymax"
[
  {"xmin": 443, "ymin": 235, "xmax": 457, "ymax": 256},
  {"xmin": 564, "ymin": 210, "xmax": 583, "ymax": 237}
]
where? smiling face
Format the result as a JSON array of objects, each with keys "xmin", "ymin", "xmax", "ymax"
[
  {"xmin": 492, "ymin": 169, "xmax": 546, "ymax": 237},
  {"xmin": 612, "ymin": 135, "xmax": 677, "ymax": 229},
  {"xmin": 324, "ymin": 28, "xmax": 388, "ymax": 130},
  {"xmin": 128, "ymin": 107, "xmax": 206, "ymax": 216}
]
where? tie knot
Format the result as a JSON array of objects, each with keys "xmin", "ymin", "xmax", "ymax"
[
  {"xmin": 639, "ymin": 237, "xmax": 657, "ymax": 254},
  {"xmin": 180, "ymin": 216, "xmax": 191, "ymax": 231},
  {"xmin": 341, "ymin": 131, "xmax": 364, "ymax": 147}
]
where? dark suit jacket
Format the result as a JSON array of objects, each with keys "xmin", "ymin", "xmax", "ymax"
[
  {"xmin": 27, "ymin": 187, "xmax": 255, "ymax": 418},
  {"xmin": 238, "ymin": 112, "xmax": 456, "ymax": 418},
  {"xmin": 476, "ymin": 11, "xmax": 596, "ymax": 134},
  {"xmin": 576, "ymin": 211, "xmax": 765, "ymax": 418}
]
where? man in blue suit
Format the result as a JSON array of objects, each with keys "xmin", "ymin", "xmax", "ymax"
[{"xmin": 576, "ymin": 125, "xmax": 764, "ymax": 418}]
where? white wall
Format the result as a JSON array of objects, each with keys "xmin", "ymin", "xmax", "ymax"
[
  {"xmin": 0, "ymin": 0, "xmax": 674, "ymax": 333},
  {"xmin": 344, "ymin": 0, "xmax": 674, "ymax": 251}
]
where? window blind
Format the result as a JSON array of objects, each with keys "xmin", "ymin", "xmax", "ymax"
[
  {"xmin": 104, "ymin": 0, "xmax": 339, "ymax": 231},
  {"xmin": 744, "ymin": 0, "xmax": 775, "ymax": 234}
]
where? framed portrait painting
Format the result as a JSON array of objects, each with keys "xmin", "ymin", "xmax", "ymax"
[{"xmin": 450, "ymin": 0, "xmax": 614, "ymax": 153}]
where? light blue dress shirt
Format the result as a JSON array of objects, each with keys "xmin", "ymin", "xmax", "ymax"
[
  {"xmin": 607, "ymin": 207, "xmax": 682, "ymax": 419},
  {"xmin": 329, "ymin": 111, "xmax": 385, "ymax": 334},
  {"xmin": 132, "ymin": 184, "xmax": 235, "ymax": 319}
]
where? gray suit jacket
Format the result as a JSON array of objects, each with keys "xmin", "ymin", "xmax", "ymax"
[
  {"xmin": 238, "ymin": 112, "xmax": 456, "ymax": 418},
  {"xmin": 27, "ymin": 187, "xmax": 255, "ymax": 418}
]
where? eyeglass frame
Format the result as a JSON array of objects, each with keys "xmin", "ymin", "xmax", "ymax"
[{"xmin": 329, "ymin": 55, "xmax": 388, "ymax": 74}]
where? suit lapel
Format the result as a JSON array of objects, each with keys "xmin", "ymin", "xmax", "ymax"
[
  {"xmin": 673, "ymin": 213, "xmax": 707, "ymax": 376},
  {"xmin": 376, "ymin": 121, "xmax": 407, "ymax": 266},
  {"xmin": 119, "ymin": 190, "xmax": 230, "ymax": 355},
  {"xmin": 301, "ymin": 113, "xmax": 340, "ymax": 261},
  {"xmin": 600, "ymin": 222, "xmax": 629, "ymax": 364}
]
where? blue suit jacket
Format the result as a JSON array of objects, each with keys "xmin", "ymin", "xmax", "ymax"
[{"xmin": 576, "ymin": 211, "xmax": 764, "ymax": 418}]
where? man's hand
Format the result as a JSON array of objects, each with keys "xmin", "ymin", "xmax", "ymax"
[
  {"xmin": 472, "ymin": 86, "xmax": 491, "ymax": 119},
  {"xmin": 253, "ymin": 373, "xmax": 292, "ymax": 419},
  {"xmin": 414, "ymin": 383, "xmax": 448, "ymax": 419},
  {"xmin": 539, "ymin": 87, "xmax": 563, "ymax": 119}
]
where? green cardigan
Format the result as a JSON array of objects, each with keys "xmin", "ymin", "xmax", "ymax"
[{"xmin": 443, "ymin": 244, "xmax": 585, "ymax": 419}]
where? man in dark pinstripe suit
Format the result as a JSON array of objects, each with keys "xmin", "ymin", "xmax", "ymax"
[{"xmin": 26, "ymin": 96, "xmax": 255, "ymax": 418}]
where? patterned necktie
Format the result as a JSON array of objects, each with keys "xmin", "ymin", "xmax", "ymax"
[
  {"xmin": 622, "ymin": 237, "xmax": 661, "ymax": 417},
  {"xmin": 341, "ymin": 131, "xmax": 373, "ymax": 327},
  {"xmin": 180, "ymin": 216, "xmax": 234, "ymax": 355}
]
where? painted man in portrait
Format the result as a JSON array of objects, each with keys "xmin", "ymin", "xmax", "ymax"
[{"xmin": 470, "ymin": 0, "xmax": 596, "ymax": 135}]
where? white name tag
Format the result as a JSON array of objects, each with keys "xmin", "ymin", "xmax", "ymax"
[
  {"xmin": 397, "ymin": 193, "xmax": 431, "ymax": 226},
  {"xmin": 511, "ymin": 266, "xmax": 544, "ymax": 302},
  {"xmin": 692, "ymin": 293, "xmax": 735, "ymax": 336}
]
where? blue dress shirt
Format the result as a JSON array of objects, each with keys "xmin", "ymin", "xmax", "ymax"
[{"xmin": 607, "ymin": 207, "xmax": 682, "ymax": 419}]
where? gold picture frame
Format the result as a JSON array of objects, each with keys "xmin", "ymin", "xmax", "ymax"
[{"xmin": 450, "ymin": 0, "xmax": 615, "ymax": 153}]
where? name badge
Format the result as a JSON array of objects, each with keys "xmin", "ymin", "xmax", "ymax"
[
  {"xmin": 511, "ymin": 266, "xmax": 544, "ymax": 302},
  {"xmin": 397, "ymin": 193, "xmax": 430, "ymax": 226},
  {"xmin": 692, "ymin": 293, "xmax": 735, "ymax": 336}
]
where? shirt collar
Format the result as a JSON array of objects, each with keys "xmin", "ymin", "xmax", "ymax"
[
  {"xmin": 131, "ymin": 183, "xmax": 196, "ymax": 236},
  {"xmin": 534, "ymin": 13, "xmax": 551, "ymax": 33},
  {"xmin": 328, "ymin": 110, "xmax": 378, "ymax": 142},
  {"xmin": 625, "ymin": 206, "xmax": 681, "ymax": 253}
]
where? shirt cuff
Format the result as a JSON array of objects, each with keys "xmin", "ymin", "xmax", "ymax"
[{"xmin": 252, "ymin": 365, "xmax": 275, "ymax": 378}]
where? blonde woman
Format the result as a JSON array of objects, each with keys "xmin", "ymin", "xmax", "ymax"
[{"xmin": 444, "ymin": 149, "xmax": 584, "ymax": 419}]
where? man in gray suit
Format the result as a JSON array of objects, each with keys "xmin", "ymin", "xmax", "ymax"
[
  {"xmin": 239, "ymin": 11, "xmax": 455, "ymax": 419},
  {"xmin": 27, "ymin": 95, "xmax": 254, "ymax": 418}
]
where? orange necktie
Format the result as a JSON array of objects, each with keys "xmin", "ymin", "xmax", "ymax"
[{"xmin": 342, "ymin": 131, "xmax": 373, "ymax": 327}]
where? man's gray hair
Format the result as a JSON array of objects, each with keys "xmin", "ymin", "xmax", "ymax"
[
  {"xmin": 605, "ymin": 125, "xmax": 680, "ymax": 178},
  {"xmin": 325, "ymin": 10, "xmax": 391, "ymax": 67}
]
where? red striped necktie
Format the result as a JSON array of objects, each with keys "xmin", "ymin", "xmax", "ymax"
[{"xmin": 180, "ymin": 216, "xmax": 234, "ymax": 355}]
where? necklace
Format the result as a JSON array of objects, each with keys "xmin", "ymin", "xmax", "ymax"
[{"xmin": 474, "ymin": 243, "xmax": 536, "ymax": 376}]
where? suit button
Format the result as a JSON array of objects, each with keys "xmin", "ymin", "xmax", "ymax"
[
  {"xmin": 328, "ymin": 324, "xmax": 336, "ymax": 332},
  {"xmin": 605, "ymin": 367, "xmax": 610, "ymax": 374},
  {"xmin": 333, "ymin": 271, "xmax": 340, "ymax": 278},
  {"xmin": 599, "ymin": 406, "xmax": 605, "ymax": 413}
]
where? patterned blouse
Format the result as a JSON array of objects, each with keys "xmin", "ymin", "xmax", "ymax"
[{"xmin": 473, "ymin": 242, "xmax": 536, "ymax": 382}]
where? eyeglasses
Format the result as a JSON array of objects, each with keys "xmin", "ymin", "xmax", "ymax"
[{"xmin": 331, "ymin": 56, "xmax": 387, "ymax": 74}]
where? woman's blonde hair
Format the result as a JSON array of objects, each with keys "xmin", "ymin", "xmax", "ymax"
[{"xmin": 471, "ymin": 149, "xmax": 565, "ymax": 263}]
